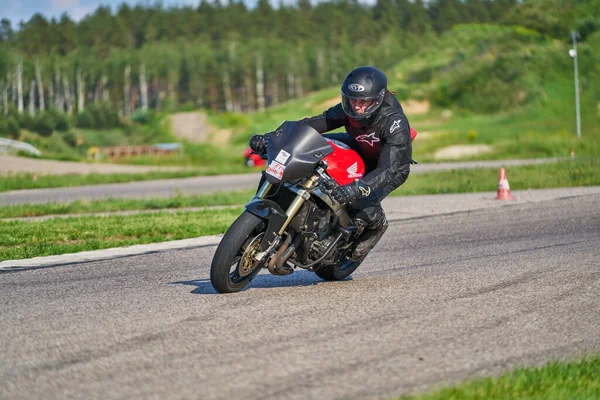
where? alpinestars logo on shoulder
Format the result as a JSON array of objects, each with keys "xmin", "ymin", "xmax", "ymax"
[{"xmin": 390, "ymin": 119, "xmax": 402, "ymax": 133}]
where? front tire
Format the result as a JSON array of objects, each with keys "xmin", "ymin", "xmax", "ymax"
[
  {"xmin": 314, "ymin": 255, "xmax": 363, "ymax": 281},
  {"xmin": 210, "ymin": 211, "xmax": 267, "ymax": 293}
]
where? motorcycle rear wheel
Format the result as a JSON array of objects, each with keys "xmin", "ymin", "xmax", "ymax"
[
  {"xmin": 314, "ymin": 255, "xmax": 363, "ymax": 281},
  {"xmin": 210, "ymin": 211, "xmax": 267, "ymax": 293}
]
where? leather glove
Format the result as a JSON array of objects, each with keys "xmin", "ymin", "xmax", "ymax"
[
  {"xmin": 331, "ymin": 180, "xmax": 372, "ymax": 206},
  {"xmin": 249, "ymin": 133, "xmax": 270, "ymax": 154}
]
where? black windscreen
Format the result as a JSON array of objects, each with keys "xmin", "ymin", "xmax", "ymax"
[{"xmin": 264, "ymin": 121, "xmax": 333, "ymax": 183}]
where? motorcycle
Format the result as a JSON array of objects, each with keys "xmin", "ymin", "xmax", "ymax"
[{"xmin": 210, "ymin": 121, "xmax": 377, "ymax": 293}]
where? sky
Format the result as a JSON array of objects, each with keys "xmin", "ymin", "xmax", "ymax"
[{"xmin": 1, "ymin": 0, "xmax": 278, "ymax": 25}]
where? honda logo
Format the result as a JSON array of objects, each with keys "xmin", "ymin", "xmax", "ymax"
[{"xmin": 346, "ymin": 162, "xmax": 362, "ymax": 178}]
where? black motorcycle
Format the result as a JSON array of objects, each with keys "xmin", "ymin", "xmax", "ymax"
[{"xmin": 210, "ymin": 121, "xmax": 370, "ymax": 293}]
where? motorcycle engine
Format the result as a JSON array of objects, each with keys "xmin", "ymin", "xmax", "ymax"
[
  {"xmin": 289, "ymin": 202, "xmax": 338, "ymax": 264},
  {"xmin": 289, "ymin": 201, "xmax": 330, "ymax": 235},
  {"xmin": 307, "ymin": 210, "xmax": 342, "ymax": 262},
  {"xmin": 309, "ymin": 232, "xmax": 339, "ymax": 261}
]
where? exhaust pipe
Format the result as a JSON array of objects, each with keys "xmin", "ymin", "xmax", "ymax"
[
  {"xmin": 276, "ymin": 234, "xmax": 302, "ymax": 271},
  {"xmin": 267, "ymin": 234, "xmax": 294, "ymax": 276}
]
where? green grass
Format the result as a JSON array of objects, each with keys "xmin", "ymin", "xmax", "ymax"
[
  {"xmin": 14, "ymin": 130, "xmax": 83, "ymax": 161},
  {"xmin": 209, "ymin": 87, "xmax": 341, "ymax": 146},
  {"xmin": 399, "ymin": 356, "xmax": 600, "ymax": 400},
  {"xmin": 0, "ymin": 165, "xmax": 264, "ymax": 192},
  {"xmin": 219, "ymin": 26, "xmax": 599, "ymax": 164},
  {"xmin": 110, "ymin": 141, "xmax": 251, "ymax": 169},
  {"xmin": 389, "ymin": 72, "xmax": 600, "ymax": 163},
  {"xmin": 220, "ymin": 84, "xmax": 600, "ymax": 165},
  {"xmin": 394, "ymin": 158, "xmax": 600, "ymax": 196},
  {"xmin": 409, "ymin": 92, "xmax": 600, "ymax": 163},
  {"xmin": 11, "ymin": 119, "xmax": 177, "ymax": 162},
  {"xmin": 72, "ymin": 127, "xmax": 132, "ymax": 148},
  {"xmin": 0, "ymin": 190, "xmax": 255, "ymax": 218},
  {"xmin": 0, "ymin": 208, "xmax": 243, "ymax": 261}
]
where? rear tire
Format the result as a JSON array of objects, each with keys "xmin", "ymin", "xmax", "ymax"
[
  {"xmin": 210, "ymin": 211, "xmax": 267, "ymax": 293},
  {"xmin": 314, "ymin": 255, "xmax": 363, "ymax": 281}
]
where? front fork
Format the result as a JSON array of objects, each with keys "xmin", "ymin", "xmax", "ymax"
[{"xmin": 256, "ymin": 174, "xmax": 320, "ymax": 235}]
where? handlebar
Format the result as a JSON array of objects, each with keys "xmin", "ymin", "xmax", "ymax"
[{"xmin": 249, "ymin": 150, "xmax": 268, "ymax": 160}]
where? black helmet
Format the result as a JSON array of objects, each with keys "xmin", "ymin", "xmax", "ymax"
[{"xmin": 340, "ymin": 66, "xmax": 387, "ymax": 122}]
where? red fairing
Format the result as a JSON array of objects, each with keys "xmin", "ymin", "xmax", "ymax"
[
  {"xmin": 410, "ymin": 127, "xmax": 418, "ymax": 141},
  {"xmin": 243, "ymin": 147, "xmax": 266, "ymax": 168},
  {"xmin": 323, "ymin": 139, "xmax": 365, "ymax": 185}
]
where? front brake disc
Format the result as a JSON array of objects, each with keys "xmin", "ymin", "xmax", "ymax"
[{"xmin": 238, "ymin": 232, "xmax": 265, "ymax": 277}]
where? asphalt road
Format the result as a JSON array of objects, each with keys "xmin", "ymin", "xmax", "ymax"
[
  {"xmin": 1, "ymin": 189, "xmax": 599, "ymax": 399},
  {"xmin": 0, "ymin": 158, "xmax": 562, "ymax": 205}
]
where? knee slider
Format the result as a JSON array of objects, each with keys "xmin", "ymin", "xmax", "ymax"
[{"xmin": 367, "ymin": 212, "xmax": 387, "ymax": 231}]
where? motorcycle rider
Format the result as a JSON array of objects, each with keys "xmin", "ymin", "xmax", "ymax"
[{"xmin": 250, "ymin": 65, "xmax": 413, "ymax": 262}]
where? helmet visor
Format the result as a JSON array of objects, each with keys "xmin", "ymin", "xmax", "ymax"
[{"xmin": 341, "ymin": 89, "xmax": 385, "ymax": 120}]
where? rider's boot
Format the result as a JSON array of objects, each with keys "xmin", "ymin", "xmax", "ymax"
[{"xmin": 348, "ymin": 215, "xmax": 389, "ymax": 262}]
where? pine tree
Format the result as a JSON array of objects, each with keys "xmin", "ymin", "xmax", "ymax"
[
  {"xmin": 465, "ymin": 0, "xmax": 491, "ymax": 23},
  {"xmin": 429, "ymin": 0, "xmax": 466, "ymax": 33},
  {"xmin": 0, "ymin": 19, "xmax": 15, "ymax": 43}
]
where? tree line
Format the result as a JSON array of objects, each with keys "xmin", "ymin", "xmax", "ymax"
[{"xmin": 0, "ymin": 0, "xmax": 594, "ymax": 119}]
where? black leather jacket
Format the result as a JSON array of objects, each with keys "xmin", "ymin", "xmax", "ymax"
[{"xmin": 299, "ymin": 90, "xmax": 412, "ymax": 195}]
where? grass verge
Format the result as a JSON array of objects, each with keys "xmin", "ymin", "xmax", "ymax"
[
  {"xmin": 394, "ymin": 158, "xmax": 600, "ymax": 196},
  {"xmin": 0, "ymin": 208, "xmax": 243, "ymax": 261},
  {"xmin": 0, "ymin": 167, "xmax": 257, "ymax": 193},
  {"xmin": 0, "ymin": 190, "xmax": 255, "ymax": 218},
  {"xmin": 399, "ymin": 356, "xmax": 600, "ymax": 400}
]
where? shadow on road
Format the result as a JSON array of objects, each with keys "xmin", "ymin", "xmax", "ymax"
[{"xmin": 172, "ymin": 270, "xmax": 346, "ymax": 294}]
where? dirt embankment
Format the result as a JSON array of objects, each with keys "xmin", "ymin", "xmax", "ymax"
[
  {"xmin": 169, "ymin": 112, "xmax": 210, "ymax": 142},
  {"xmin": 169, "ymin": 112, "xmax": 232, "ymax": 145}
]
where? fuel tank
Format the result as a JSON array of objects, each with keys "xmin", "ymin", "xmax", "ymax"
[{"xmin": 323, "ymin": 139, "xmax": 365, "ymax": 186}]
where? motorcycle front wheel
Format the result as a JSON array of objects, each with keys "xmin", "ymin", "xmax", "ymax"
[
  {"xmin": 210, "ymin": 211, "xmax": 268, "ymax": 293},
  {"xmin": 314, "ymin": 255, "xmax": 363, "ymax": 281}
]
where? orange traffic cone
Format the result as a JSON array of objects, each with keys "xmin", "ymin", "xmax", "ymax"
[{"xmin": 495, "ymin": 168, "xmax": 513, "ymax": 200}]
